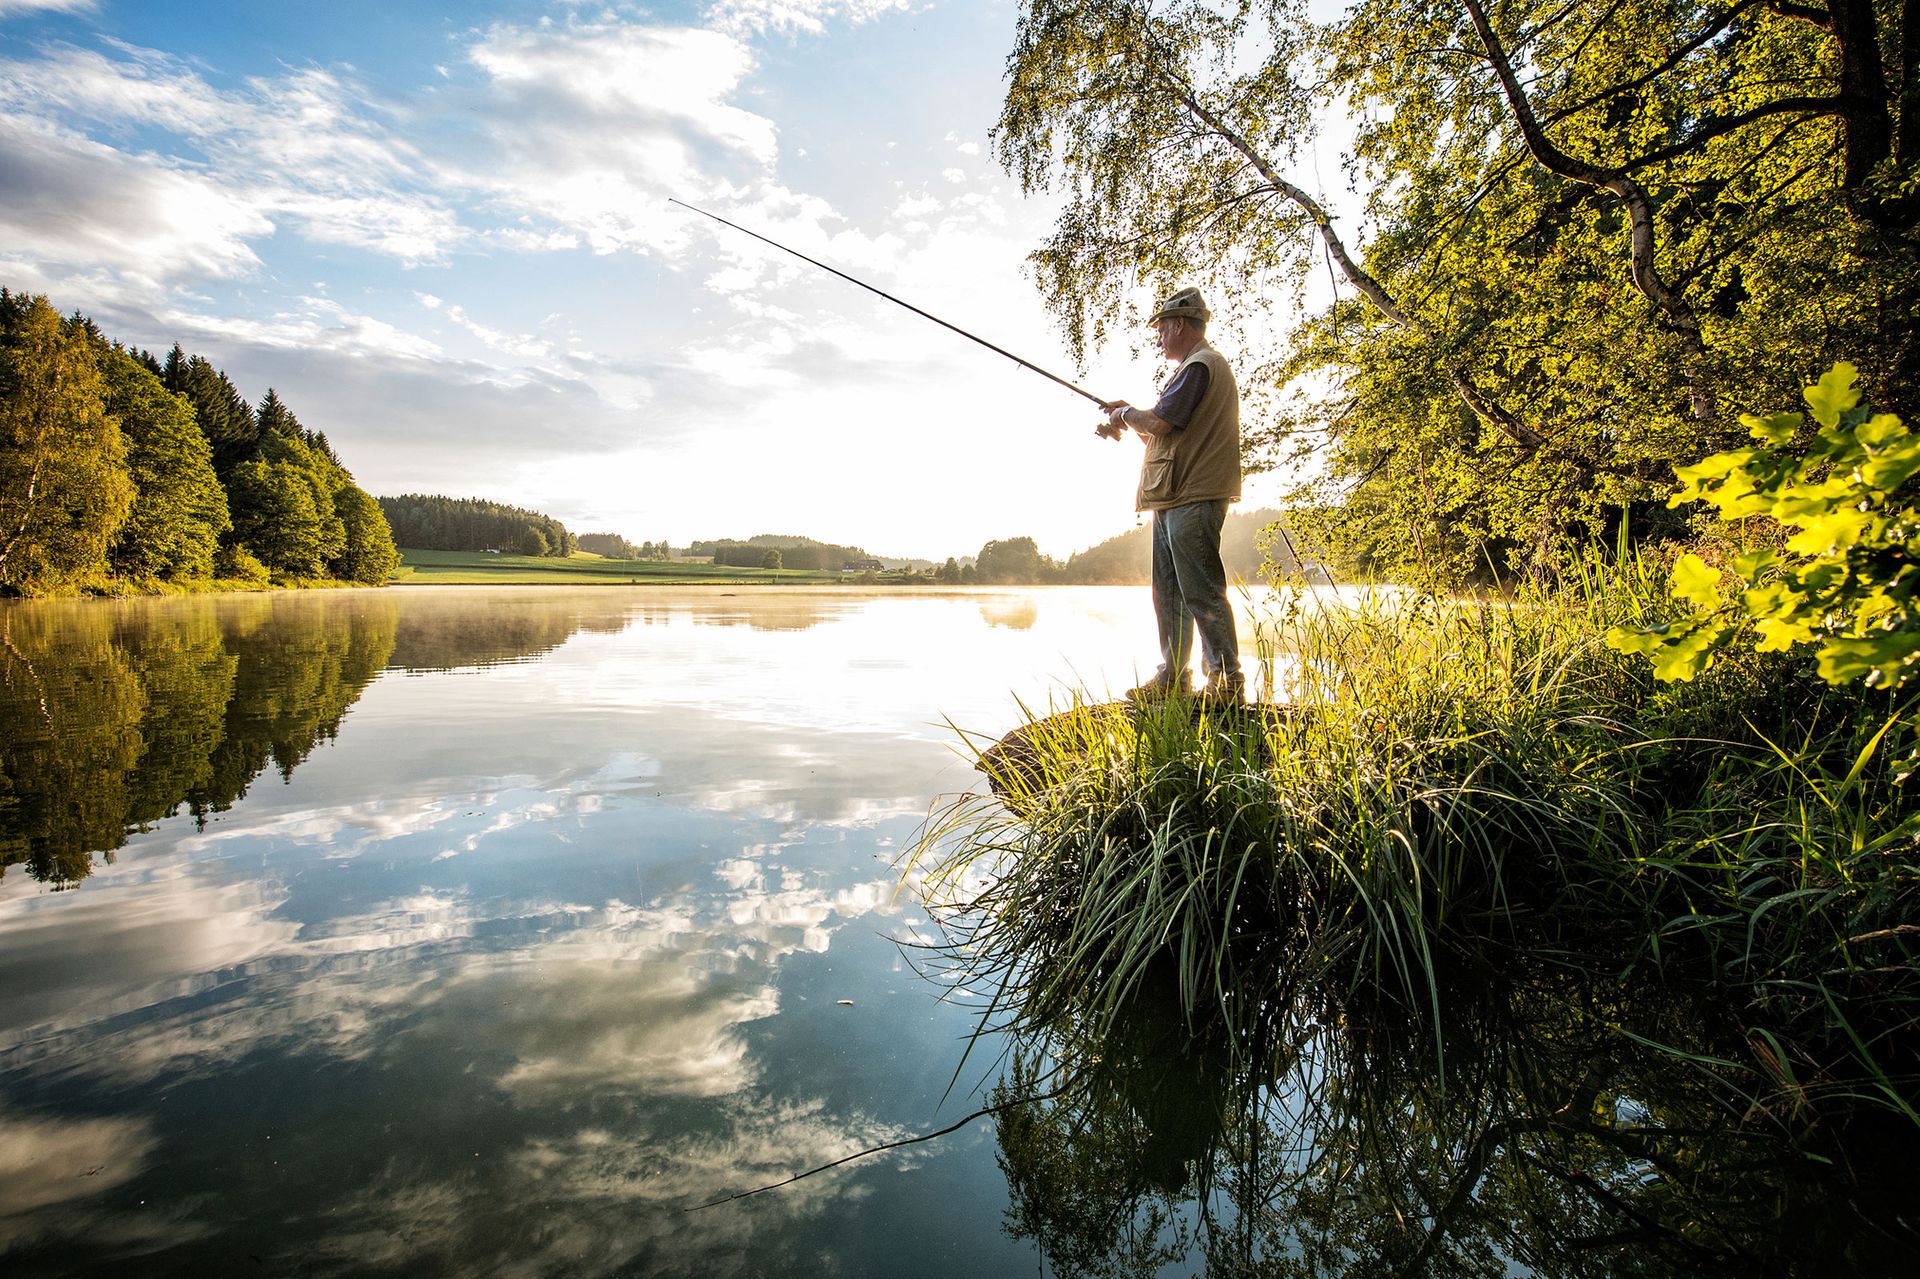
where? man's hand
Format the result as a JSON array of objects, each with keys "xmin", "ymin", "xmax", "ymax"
[{"xmin": 1097, "ymin": 400, "xmax": 1132, "ymax": 441}]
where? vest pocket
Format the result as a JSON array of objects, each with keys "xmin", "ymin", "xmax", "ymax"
[
  {"xmin": 1139, "ymin": 432, "xmax": 1178, "ymax": 503},
  {"xmin": 1140, "ymin": 458, "xmax": 1174, "ymax": 501}
]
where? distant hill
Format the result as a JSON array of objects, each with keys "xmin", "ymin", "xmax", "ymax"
[
  {"xmin": 578, "ymin": 533, "xmax": 672, "ymax": 560},
  {"xmin": 1061, "ymin": 508, "xmax": 1299, "ymax": 583}
]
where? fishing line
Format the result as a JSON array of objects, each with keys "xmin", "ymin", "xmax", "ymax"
[{"xmin": 670, "ymin": 198, "xmax": 1110, "ymax": 409}]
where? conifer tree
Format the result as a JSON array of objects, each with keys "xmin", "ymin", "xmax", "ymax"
[
  {"xmin": 256, "ymin": 388, "xmax": 298, "ymax": 439},
  {"xmin": 168, "ymin": 354, "xmax": 257, "ymax": 475}
]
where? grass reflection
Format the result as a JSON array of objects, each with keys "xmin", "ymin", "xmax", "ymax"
[{"xmin": 989, "ymin": 959, "xmax": 1919, "ymax": 1276}]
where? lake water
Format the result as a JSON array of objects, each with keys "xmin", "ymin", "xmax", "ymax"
[
  {"xmin": 0, "ymin": 585, "xmax": 1244, "ymax": 1277},
  {"xmin": 4, "ymin": 587, "xmax": 1913, "ymax": 1277}
]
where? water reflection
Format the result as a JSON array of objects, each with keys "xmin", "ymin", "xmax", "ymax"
[
  {"xmin": 990, "ymin": 961, "xmax": 1920, "ymax": 1277},
  {"xmin": 0, "ymin": 589, "xmax": 961, "ymax": 885},
  {"xmin": 6, "ymin": 587, "xmax": 1205, "ymax": 1275},
  {"xmin": 1, "ymin": 595, "xmax": 398, "ymax": 885}
]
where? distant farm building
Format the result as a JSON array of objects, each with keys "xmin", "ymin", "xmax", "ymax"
[{"xmin": 844, "ymin": 558, "xmax": 885, "ymax": 572}]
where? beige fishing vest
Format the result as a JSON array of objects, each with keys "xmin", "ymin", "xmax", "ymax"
[{"xmin": 1136, "ymin": 341, "xmax": 1242, "ymax": 512}]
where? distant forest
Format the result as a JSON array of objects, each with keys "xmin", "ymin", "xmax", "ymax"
[
  {"xmin": 0, "ymin": 288, "xmax": 398, "ymax": 595},
  {"xmin": 378, "ymin": 494, "xmax": 576, "ymax": 558},
  {"xmin": 688, "ymin": 534, "xmax": 878, "ymax": 572},
  {"xmin": 578, "ymin": 533, "xmax": 672, "ymax": 560},
  {"xmin": 1056, "ymin": 508, "xmax": 1297, "ymax": 583}
]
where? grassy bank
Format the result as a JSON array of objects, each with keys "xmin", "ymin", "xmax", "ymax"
[
  {"xmin": 392, "ymin": 548, "xmax": 879, "ymax": 585},
  {"xmin": 911, "ymin": 553, "xmax": 1919, "ymax": 1126},
  {"xmin": 3, "ymin": 572, "xmax": 383, "ymax": 598}
]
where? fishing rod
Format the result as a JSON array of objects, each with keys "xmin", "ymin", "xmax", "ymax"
[{"xmin": 670, "ymin": 198, "xmax": 1118, "ymax": 425}]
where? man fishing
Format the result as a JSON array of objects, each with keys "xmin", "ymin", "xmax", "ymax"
[
  {"xmin": 669, "ymin": 206, "xmax": 1244, "ymax": 702},
  {"xmin": 1099, "ymin": 288, "xmax": 1244, "ymax": 704}
]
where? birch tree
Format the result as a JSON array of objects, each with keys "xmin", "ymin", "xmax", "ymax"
[{"xmin": 997, "ymin": 0, "xmax": 1918, "ymax": 578}]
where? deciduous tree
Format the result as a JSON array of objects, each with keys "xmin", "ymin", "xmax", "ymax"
[
  {"xmin": 997, "ymin": 0, "xmax": 1920, "ymax": 580},
  {"xmin": 104, "ymin": 348, "xmax": 229, "ymax": 581},
  {"xmin": 0, "ymin": 293, "xmax": 134, "ymax": 591}
]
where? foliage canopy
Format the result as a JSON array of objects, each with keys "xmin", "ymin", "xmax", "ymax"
[
  {"xmin": 1609, "ymin": 362, "xmax": 1919, "ymax": 727},
  {"xmin": 997, "ymin": 0, "xmax": 1919, "ymax": 580},
  {"xmin": 0, "ymin": 288, "xmax": 397, "ymax": 593}
]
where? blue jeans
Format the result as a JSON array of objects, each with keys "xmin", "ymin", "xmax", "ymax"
[{"xmin": 1151, "ymin": 500, "xmax": 1239, "ymax": 685}]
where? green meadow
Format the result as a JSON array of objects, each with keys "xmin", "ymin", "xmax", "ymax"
[{"xmin": 392, "ymin": 548, "xmax": 870, "ymax": 585}]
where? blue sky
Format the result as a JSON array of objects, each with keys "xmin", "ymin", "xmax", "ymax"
[{"xmin": 1, "ymin": 0, "xmax": 1300, "ymax": 559}]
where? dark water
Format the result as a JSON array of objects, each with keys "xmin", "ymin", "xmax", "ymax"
[{"xmin": 2, "ymin": 588, "xmax": 1913, "ymax": 1277}]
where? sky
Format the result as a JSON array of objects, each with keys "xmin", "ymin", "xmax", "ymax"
[{"xmin": 0, "ymin": 0, "xmax": 1309, "ymax": 561}]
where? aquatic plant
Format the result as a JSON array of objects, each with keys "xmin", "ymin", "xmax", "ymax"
[{"xmin": 909, "ymin": 553, "xmax": 1919, "ymax": 1124}]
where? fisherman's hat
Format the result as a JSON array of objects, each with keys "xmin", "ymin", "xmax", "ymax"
[{"xmin": 1149, "ymin": 287, "xmax": 1210, "ymax": 324}]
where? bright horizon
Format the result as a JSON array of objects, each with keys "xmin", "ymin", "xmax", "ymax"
[{"xmin": 0, "ymin": 0, "xmax": 1315, "ymax": 562}]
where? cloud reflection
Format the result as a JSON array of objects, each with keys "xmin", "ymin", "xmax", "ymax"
[
  {"xmin": 0, "ymin": 1110, "xmax": 196, "ymax": 1257},
  {"xmin": 1, "ymin": 588, "xmax": 1209, "ymax": 1270},
  {"xmin": 297, "ymin": 1094, "xmax": 913, "ymax": 1278}
]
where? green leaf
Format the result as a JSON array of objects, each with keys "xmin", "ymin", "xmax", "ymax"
[
  {"xmin": 1804, "ymin": 362, "xmax": 1861, "ymax": 429},
  {"xmin": 1859, "ymin": 422, "xmax": 1920, "ymax": 493},
  {"xmin": 1854, "ymin": 412, "xmax": 1909, "ymax": 450},
  {"xmin": 1752, "ymin": 613, "xmax": 1815, "ymax": 653},
  {"xmin": 1670, "ymin": 553, "xmax": 1722, "ymax": 608},
  {"xmin": 1743, "ymin": 411, "xmax": 1801, "ymax": 445},
  {"xmin": 1783, "ymin": 506, "xmax": 1871, "ymax": 556},
  {"xmin": 1650, "ymin": 622, "xmax": 1726, "ymax": 682},
  {"xmin": 1818, "ymin": 631, "xmax": 1920, "ymax": 689}
]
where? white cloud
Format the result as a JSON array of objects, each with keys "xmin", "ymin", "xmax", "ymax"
[
  {"xmin": 439, "ymin": 301, "xmax": 555, "ymax": 361},
  {"xmin": 891, "ymin": 191, "xmax": 942, "ymax": 219},
  {"xmin": 706, "ymin": 0, "xmax": 913, "ymax": 38},
  {"xmin": 459, "ymin": 21, "xmax": 777, "ymax": 255},
  {"xmin": 0, "ymin": 0, "xmax": 94, "ymax": 14},
  {"xmin": 165, "ymin": 295, "xmax": 446, "ymax": 362},
  {"xmin": 0, "ymin": 44, "xmax": 460, "ymax": 265},
  {"xmin": 0, "ymin": 114, "xmax": 268, "ymax": 283}
]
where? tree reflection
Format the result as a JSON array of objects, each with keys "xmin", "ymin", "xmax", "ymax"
[
  {"xmin": 0, "ymin": 597, "xmax": 397, "ymax": 885},
  {"xmin": 990, "ymin": 960, "xmax": 1920, "ymax": 1277},
  {"xmin": 0, "ymin": 593, "xmax": 693, "ymax": 885},
  {"xmin": 385, "ymin": 590, "xmax": 629, "ymax": 672}
]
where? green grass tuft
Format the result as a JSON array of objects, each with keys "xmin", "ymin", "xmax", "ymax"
[{"xmin": 909, "ymin": 549, "xmax": 1920, "ymax": 1122}]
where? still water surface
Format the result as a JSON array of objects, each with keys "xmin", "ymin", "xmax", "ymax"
[
  {"xmin": 4, "ymin": 587, "xmax": 1912, "ymax": 1277},
  {"xmin": 0, "ymin": 586, "xmax": 1218, "ymax": 1276}
]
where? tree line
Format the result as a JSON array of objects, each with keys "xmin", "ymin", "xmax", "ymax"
[
  {"xmin": 913, "ymin": 512, "xmax": 1300, "ymax": 585},
  {"xmin": 0, "ymin": 289, "xmax": 398, "ymax": 594},
  {"xmin": 998, "ymin": 1, "xmax": 1919, "ymax": 583},
  {"xmin": 377, "ymin": 494, "xmax": 577, "ymax": 557},
  {"xmin": 689, "ymin": 534, "xmax": 878, "ymax": 572},
  {"xmin": 577, "ymin": 533, "xmax": 673, "ymax": 560}
]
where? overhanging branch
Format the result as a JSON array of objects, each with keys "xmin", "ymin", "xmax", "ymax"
[{"xmin": 1166, "ymin": 79, "xmax": 1548, "ymax": 449}]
